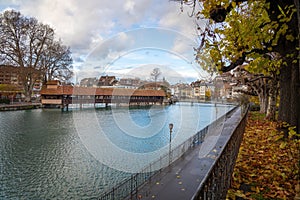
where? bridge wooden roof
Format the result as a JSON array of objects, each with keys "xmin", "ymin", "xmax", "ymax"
[{"xmin": 41, "ymin": 86, "xmax": 165, "ymax": 97}]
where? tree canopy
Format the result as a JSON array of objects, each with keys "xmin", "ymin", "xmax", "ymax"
[
  {"xmin": 0, "ymin": 10, "xmax": 73, "ymax": 101},
  {"xmin": 179, "ymin": 0, "xmax": 299, "ymax": 133}
]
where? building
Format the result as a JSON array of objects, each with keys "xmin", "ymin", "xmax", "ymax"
[
  {"xmin": 80, "ymin": 77, "xmax": 98, "ymax": 87},
  {"xmin": 0, "ymin": 65, "xmax": 20, "ymax": 85},
  {"xmin": 118, "ymin": 78, "xmax": 141, "ymax": 89},
  {"xmin": 98, "ymin": 75, "xmax": 118, "ymax": 86},
  {"xmin": 213, "ymin": 74, "xmax": 234, "ymax": 99},
  {"xmin": 170, "ymin": 83, "xmax": 193, "ymax": 99},
  {"xmin": 0, "ymin": 65, "xmax": 44, "ymax": 100},
  {"xmin": 190, "ymin": 80, "xmax": 213, "ymax": 100},
  {"xmin": 0, "ymin": 65, "xmax": 23, "ymax": 101},
  {"xmin": 191, "ymin": 80, "xmax": 205, "ymax": 99}
]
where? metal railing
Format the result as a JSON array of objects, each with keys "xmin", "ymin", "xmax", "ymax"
[
  {"xmin": 99, "ymin": 106, "xmax": 239, "ymax": 200},
  {"xmin": 192, "ymin": 105, "xmax": 249, "ymax": 200},
  {"xmin": 99, "ymin": 126, "xmax": 209, "ymax": 200}
]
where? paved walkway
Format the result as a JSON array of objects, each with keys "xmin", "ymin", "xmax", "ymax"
[{"xmin": 130, "ymin": 108, "xmax": 241, "ymax": 200}]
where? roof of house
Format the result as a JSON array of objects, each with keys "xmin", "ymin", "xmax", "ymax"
[
  {"xmin": 46, "ymin": 80, "xmax": 61, "ymax": 85},
  {"xmin": 99, "ymin": 75, "xmax": 116, "ymax": 81},
  {"xmin": 41, "ymin": 86, "xmax": 165, "ymax": 97}
]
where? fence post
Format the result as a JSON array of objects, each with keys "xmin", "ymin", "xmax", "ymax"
[
  {"xmin": 135, "ymin": 173, "xmax": 138, "ymax": 197},
  {"xmin": 160, "ymin": 156, "xmax": 162, "ymax": 172},
  {"xmin": 197, "ymin": 131, "xmax": 200, "ymax": 145},
  {"xmin": 149, "ymin": 163, "xmax": 152, "ymax": 182},
  {"xmin": 130, "ymin": 174, "xmax": 133, "ymax": 200}
]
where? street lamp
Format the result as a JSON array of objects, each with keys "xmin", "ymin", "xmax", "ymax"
[
  {"xmin": 169, "ymin": 123, "xmax": 173, "ymax": 143},
  {"xmin": 169, "ymin": 123, "xmax": 173, "ymax": 166}
]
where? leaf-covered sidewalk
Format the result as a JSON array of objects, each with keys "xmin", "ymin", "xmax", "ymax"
[{"xmin": 227, "ymin": 112, "xmax": 300, "ymax": 200}]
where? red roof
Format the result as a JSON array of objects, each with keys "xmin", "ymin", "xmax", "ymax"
[{"xmin": 41, "ymin": 86, "xmax": 165, "ymax": 97}]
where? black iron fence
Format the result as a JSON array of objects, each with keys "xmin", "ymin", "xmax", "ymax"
[
  {"xmin": 99, "ymin": 126, "xmax": 209, "ymax": 200},
  {"xmin": 192, "ymin": 105, "xmax": 249, "ymax": 200},
  {"xmin": 99, "ymin": 106, "xmax": 242, "ymax": 200}
]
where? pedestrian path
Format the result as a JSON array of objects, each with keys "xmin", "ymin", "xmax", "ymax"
[{"xmin": 131, "ymin": 109, "xmax": 238, "ymax": 200}]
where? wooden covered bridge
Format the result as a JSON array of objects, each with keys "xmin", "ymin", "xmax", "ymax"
[{"xmin": 40, "ymin": 81, "xmax": 165, "ymax": 110}]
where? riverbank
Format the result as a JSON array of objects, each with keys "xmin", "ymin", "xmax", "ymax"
[{"xmin": 0, "ymin": 103, "xmax": 42, "ymax": 111}]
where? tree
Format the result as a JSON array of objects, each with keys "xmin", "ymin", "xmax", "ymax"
[
  {"xmin": 179, "ymin": 0, "xmax": 299, "ymax": 133},
  {"xmin": 0, "ymin": 10, "xmax": 73, "ymax": 101},
  {"xmin": 42, "ymin": 40, "xmax": 73, "ymax": 84},
  {"xmin": 233, "ymin": 63, "xmax": 279, "ymax": 120},
  {"xmin": 247, "ymin": 54, "xmax": 281, "ymax": 120},
  {"xmin": 150, "ymin": 68, "xmax": 161, "ymax": 90}
]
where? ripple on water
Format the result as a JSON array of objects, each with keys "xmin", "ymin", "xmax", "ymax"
[{"xmin": 0, "ymin": 104, "xmax": 234, "ymax": 199}]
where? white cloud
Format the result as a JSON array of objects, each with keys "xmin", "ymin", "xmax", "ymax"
[
  {"xmin": 124, "ymin": 0, "xmax": 135, "ymax": 15},
  {"xmin": 0, "ymin": 0, "xmax": 208, "ymax": 82},
  {"xmin": 158, "ymin": 2, "xmax": 198, "ymax": 36},
  {"xmin": 171, "ymin": 35, "xmax": 197, "ymax": 61},
  {"xmin": 18, "ymin": 0, "xmax": 112, "ymax": 49},
  {"xmin": 87, "ymin": 31, "xmax": 135, "ymax": 65},
  {"xmin": 10, "ymin": 0, "xmax": 199, "ymax": 49}
]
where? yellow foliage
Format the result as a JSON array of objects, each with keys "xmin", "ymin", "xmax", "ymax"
[
  {"xmin": 205, "ymin": 89, "xmax": 211, "ymax": 98},
  {"xmin": 249, "ymin": 96, "xmax": 259, "ymax": 105}
]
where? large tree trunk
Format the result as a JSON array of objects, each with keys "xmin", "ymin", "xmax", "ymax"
[
  {"xmin": 278, "ymin": 60, "xmax": 300, "ymax": 133},
  {"xmin": 290, "ymin": 62, "xmax": 300, "ymax": 133},
  {"xmin": 258, "ymin": 92, "xmax": 268, "ymax": 114},
  {"xmin": 23, "ymin": 85, "xmax": 32, "ymax": 102},
  {"xmin": 252, "ymin": 78, "xmax": 269, "ymax": 114},
  {"xmin": 266, "ymin": 76, "xmax": 278, "ymax": 121},
  {"xmin": 21, "ymin": 69, "xmax": 37, "ymax": 103},
  {"xmin": 293, "ymin": 0, "xmax": 300, "ymax": 134},
  {"xmin": 275, "ymin": 0, "xmax": 300, "ymax": 133}
]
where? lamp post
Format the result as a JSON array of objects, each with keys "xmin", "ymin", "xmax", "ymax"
[
  {"xmin": 169, "ymin": 123, "xmax": 173, "ymax": 142},
  {"xmin": 168, "ymin": 123, "xmax": 173, "ymax": 166}
]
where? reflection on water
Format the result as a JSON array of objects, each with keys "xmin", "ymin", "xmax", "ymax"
[{"xmin": 0, "ymin": 103, "xmax": 233, "ymax": 199}]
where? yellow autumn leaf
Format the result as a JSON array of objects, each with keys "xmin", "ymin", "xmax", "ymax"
[
  {"xmin": 279, "ymin": 141, "xmax": 287, "ymax": 149},
  {"xmin": 234, "ymin": 190, "xmax": 246, "ymax": 198}
]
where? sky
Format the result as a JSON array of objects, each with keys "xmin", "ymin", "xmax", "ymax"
[{"xmin": 0, "ymin": 0, "xmax": 212, "ymax": 84}]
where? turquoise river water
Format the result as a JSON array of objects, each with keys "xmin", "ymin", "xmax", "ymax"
[{"xmin": 0, "ymin": 103, "xmax": 234, "ymax": 199}]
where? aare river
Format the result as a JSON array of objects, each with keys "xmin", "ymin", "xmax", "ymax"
[{"xmin": 0, "ymin": 102, "xmax": 234, "ymax": 199}]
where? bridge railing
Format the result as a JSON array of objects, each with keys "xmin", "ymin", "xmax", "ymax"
[{"xmin": 99, "ymin": 106, "xmax": 240, "ymax": 200}]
